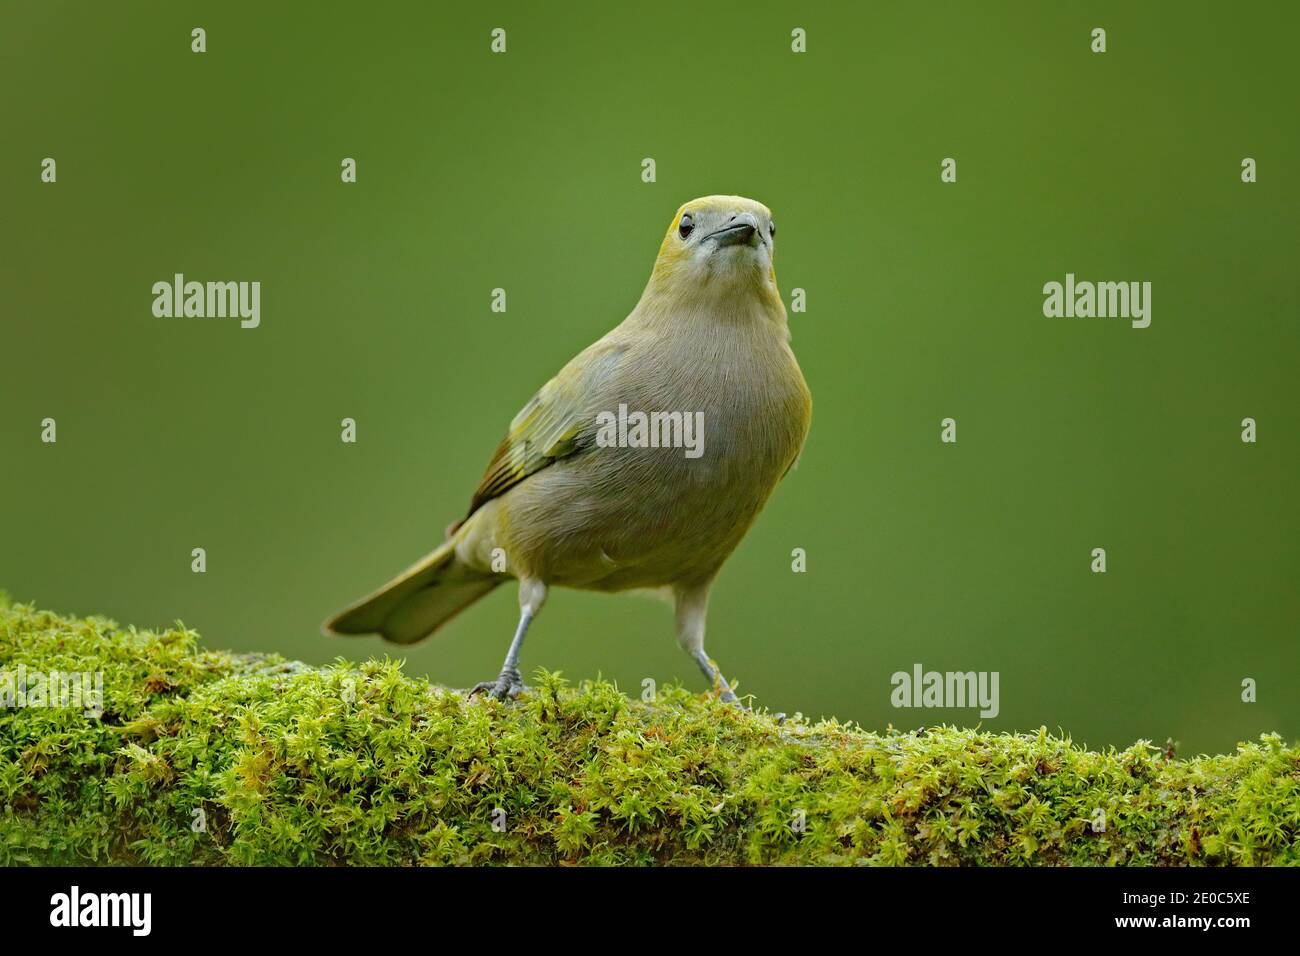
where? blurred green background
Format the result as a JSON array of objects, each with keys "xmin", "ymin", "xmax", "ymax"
[{"xmin": 2, "ymin": 2, "xmax": 1296, "ymax": 754}]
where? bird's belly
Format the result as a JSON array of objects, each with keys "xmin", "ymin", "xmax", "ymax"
[
  {"xmin": 500, "ymin": 422, "xmax": 796, "ymax": 590},
  {"xmin": 487, "ymin": 323, "xmax": 810, "ymax": 590}
]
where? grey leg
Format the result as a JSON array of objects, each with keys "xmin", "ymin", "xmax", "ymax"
[
  {"xmin": 691, "ymin": 649, "xmax": 738, "ymax": 705},
  {"xmin": 675, "ymin": 583, "xmax": 740, "ymax": 705},
  {"xmin": 471, "ymin": 578, "xmax": 546, "ymax": 701}
]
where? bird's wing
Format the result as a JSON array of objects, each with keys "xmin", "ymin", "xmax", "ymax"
[{"xmin": 461, "ymin": 339, "xmax": 626, "ymax": 521}]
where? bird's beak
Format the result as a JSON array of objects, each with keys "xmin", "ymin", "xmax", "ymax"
[{"xmin": 705, "ymin": 214, "xmax": 761, "ymax": 248}]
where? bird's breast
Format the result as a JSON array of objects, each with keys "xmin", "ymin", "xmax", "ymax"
[{"xmin": 499, "ymin": 319, "xmax": 810, "ymax": 590}]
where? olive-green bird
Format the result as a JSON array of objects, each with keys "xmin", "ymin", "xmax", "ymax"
[{"xmin": 325, "ymin": 195, "xmax": 812, "ymax": 702}]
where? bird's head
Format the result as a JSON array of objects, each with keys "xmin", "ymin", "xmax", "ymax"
[{"xmin": 646, "ymin": 196, "xmax": 782, "ymax": 314}]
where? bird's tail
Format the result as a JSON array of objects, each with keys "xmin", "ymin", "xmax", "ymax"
[{"xmin": 323, "ymin": 539, "xmax": 501, "ymax": 644}]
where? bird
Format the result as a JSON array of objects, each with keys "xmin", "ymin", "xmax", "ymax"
[{"xmin": 324, "ymin": 195, "xmax": 812, "ymax": 703}]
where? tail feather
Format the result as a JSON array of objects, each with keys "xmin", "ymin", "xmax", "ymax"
[{"xmin": 323, "ymin": 540, "xmax": 500, "ymax": 644}]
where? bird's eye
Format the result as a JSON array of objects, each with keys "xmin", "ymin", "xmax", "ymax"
[
  {"xmin": 678, "ymin": 214, "xmax": 694, "ymax": 240},
  {"xmin": 769, "ymin": 222, "xmax": 776, "ymax": 238}
]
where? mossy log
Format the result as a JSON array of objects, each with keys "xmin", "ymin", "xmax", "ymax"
[{"xmin": 1, "ymin": 597, "xmax": 1296, "ymax": 865}]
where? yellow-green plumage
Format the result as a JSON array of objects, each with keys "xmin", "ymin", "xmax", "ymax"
[{"xmin": 326, "ymin": 196, "xmax": 811, "ymax": 701}]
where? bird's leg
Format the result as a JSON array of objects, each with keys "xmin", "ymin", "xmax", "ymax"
[
  {"xmin": 674, "ymin": 583, "xmax": 739, "ymax": 705},
  {"xmin": 471, "ymin": 578, "xmax": 547, "ymax": 701},
  {"xmin": 692, "ymin": 650, "xmax": 738, "ymax": 705}
]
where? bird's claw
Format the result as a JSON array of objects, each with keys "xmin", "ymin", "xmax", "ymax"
[
  {"xmin": 718, "ymin": 689, "xmax": 754, "ymax": 711},
  {"xmin": 470, "ymin": 668, "xmax": 527, "ymax": 701}
]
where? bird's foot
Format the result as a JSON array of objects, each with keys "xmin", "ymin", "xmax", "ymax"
[
  {"xmin": 470, "ymin": 667, "xmax": 527, "ymax": 701},
  {"xmin": 694, "ymin": 651, "xmax": 746, "ymax": 709},
  {"xmin": 715, "ymin": 685, "xmax": 752, "ymax": 710}
]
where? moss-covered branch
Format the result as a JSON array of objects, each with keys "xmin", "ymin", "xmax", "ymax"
[{"xmin": 1, "ymin": 596, "xmax": 1296, "ymax": 865}]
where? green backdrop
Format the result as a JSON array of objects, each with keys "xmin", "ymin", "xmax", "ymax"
[{"xmin": 3, "ymin": 1, "xmax": 1296, "ymax": 755}]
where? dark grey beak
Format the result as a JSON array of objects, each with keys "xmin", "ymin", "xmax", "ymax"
[{"xmin": 707, "ymin": 221, "xmax": 758, "ymax": 247}]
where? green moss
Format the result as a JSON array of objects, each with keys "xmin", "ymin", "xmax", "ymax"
[{"xmin": 1, "ymin": 596, "xmax": 1297, "ymax": 866}]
